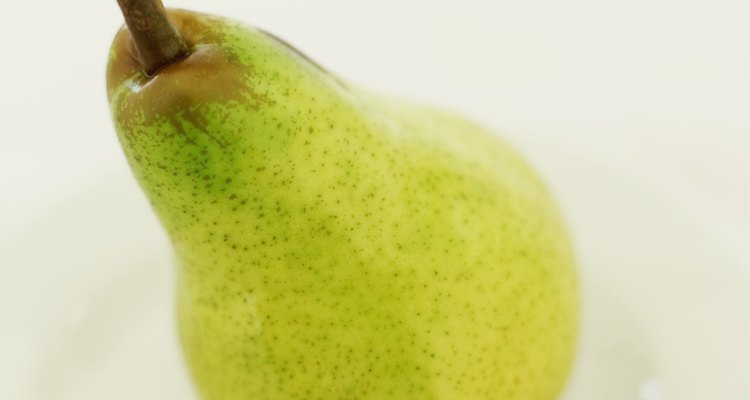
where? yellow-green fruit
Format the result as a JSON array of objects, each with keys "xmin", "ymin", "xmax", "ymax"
[{"xmin": 107, "ymin": 9, "xmax": 578, "ymax": 400}]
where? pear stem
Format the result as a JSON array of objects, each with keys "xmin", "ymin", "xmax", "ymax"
[{"xmin": 115, "ymin": 0, "xmax": 190, "ymax": 76}]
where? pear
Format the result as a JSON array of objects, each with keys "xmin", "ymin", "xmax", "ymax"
[{"xmin": 107, "ymin": 3, "xmax": 578, "ymax": 399}]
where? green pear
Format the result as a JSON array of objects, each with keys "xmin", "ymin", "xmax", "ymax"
[{"xmin": 107, "ymin": 4, "xmax": 578, "ymax": 400}]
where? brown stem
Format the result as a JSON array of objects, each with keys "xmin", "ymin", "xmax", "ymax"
[{"xmin": 115, "ymin": 0, "xmax": 190, "ymax": 76}]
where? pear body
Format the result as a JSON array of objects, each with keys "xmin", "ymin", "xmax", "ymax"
[{"xmin": 108, "ymin": 10, "xmax": 578, "ymax": 400}]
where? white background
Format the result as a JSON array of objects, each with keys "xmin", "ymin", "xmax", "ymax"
[{"xmin": 1, "ymin": 0, "xmax": 749, "ymax": 398}]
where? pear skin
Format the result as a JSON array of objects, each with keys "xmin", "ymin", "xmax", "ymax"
[{"xmin": 107, "ymin": 9, "xmax": 578, "ymax": 400}]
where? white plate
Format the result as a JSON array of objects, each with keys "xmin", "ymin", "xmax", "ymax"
[{"xmin": 2, "ymin": 145, "xmax": 749, "ymax": 400}]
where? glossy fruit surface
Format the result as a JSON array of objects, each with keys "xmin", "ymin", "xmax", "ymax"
[{"xmin": 107, "ymin": 9, "xmax": 578, "ymax": 400}]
